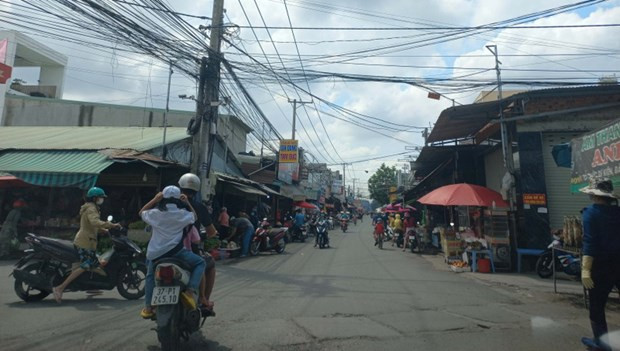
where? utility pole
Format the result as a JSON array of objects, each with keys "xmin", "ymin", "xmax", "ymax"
[
  {"xmin": 486, "ymin": 44, "xmax": 515, "ymax": 211},
  {"xmin": 193, "ymin": 0, "xmax": 225, "ymax": 200},
  {"xmin": 342, "ymin": 163, "xmax": 346, "ymax": 202},
  {"xmin": 162, "ymin": 61, "xmax": 173, "ymax": 160},
  {"xmin": 288, "ymin": 98, "xmax": 312, "ymax": 140}
]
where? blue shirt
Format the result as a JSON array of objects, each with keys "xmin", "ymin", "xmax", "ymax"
[
  {"xmin": 294, "ymin": 213, "xmax": 305, "ymax": 227},
  {"xmin": 582, "ymin": 204, "xmax": 620, "ymax": 259}
]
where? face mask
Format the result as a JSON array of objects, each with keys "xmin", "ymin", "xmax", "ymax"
[{"xmin": 96, "ymin": 198, "xmax": 104, "ymax": 205}]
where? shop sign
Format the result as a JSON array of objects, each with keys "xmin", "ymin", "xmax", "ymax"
[
  {"xmin": 279, "ymin": 139, "xmax": 299, "ymax": 163},
  {"xmin": 523, "ymin": 193, "xmax": 546, "ymax": 205},
  {"xmin": 0, "ymin": 62, "xmax": 12, "ymax": 84},
  {"xmin": 572, "ymin": 119, "xmax": 620, "ymax": 192},
  {"xmin": 278, "ymin": 163, "xmax": 299, "ymax": 184},
  {"xmin": 331, "ymin": 179, "xmax": 342, "ymax": 194}
]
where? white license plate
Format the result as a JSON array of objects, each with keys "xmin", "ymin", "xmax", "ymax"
[{"xmin": 151, "ymin": 286, "xmax": 180, "ymax": 306}]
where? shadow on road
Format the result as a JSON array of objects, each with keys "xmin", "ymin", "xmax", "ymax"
[
  {"xmin": 146, "ymin": 332, "xmax": 232, "ymax": 351},
  {"xmin": 5, "ymin": 296, "xmax": 141, "ymax": 311}
]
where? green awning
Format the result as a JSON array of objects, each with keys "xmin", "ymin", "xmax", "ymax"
[{"xmin": 0, "ymin": 150, "xmax": 114, "ymax": 189}]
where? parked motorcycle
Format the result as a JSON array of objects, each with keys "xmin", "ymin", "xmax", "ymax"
[
  {"xmin": 12, "ymin": 221, "xmax": 146, "ymax": 302},
  {"xmin": 384, "ymin": 226, "xmax": 394, "ymax": 242},
  {"xmin": 340, "ymin": 219, "xmax": 348, "ymax": 233},
  {"xmin": 151, "ymin": 257, "xmax": 214, "ymax": 351},
  {"xmin": 536, "ymin": 235, "xmax": 581, "ymax": 279},
  {"xmin": 315, "ymin": 219, "xmax": 330, "ymax": 249},
  {"xmin": 250, "ymin": 222, "xmax": 287, "ymax": 255}
]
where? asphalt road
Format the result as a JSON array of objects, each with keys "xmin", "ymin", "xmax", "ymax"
[{"xmin": 0, "ymin": 222, "xmax": 601, "ymax": 350}]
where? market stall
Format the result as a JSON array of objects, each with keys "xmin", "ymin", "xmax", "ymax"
[{"xmin": 417, "ymin": 183, "xmax": 510, "ymax": 272}]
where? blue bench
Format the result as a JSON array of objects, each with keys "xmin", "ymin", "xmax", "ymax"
[{"xmin": 516, "ymin": 248, "xmax": 545, "ymax": 273}]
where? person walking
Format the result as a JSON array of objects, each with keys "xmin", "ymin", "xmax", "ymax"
[
  {"xmin": 0, "ymin": 200, "xmax": 27, "ymax": 258},
  {"xmin": 579, "ymin": 180, "xmax": 620, "ymax": 350}
]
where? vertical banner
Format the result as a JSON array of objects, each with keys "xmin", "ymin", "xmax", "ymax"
[{"xmin": 279, "ymin": 139, "xmax": 299, "ymax": 163}]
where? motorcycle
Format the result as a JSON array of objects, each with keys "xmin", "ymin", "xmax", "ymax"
[
  {"xmin": 11, "ymin": 219, "xmax": 146, "ymax": 302},
  {"xmin": 383, "ymin": 226, "xmax": 394, "ymax": 242},
  {"xmin": 536, "ymin": 235, "xmax": 581, "ymax": 279},
  {"xmin": 394, "ymin": 230, "xmax": 404, "ymax": 248},
  {"xmin": 151, "ymin": 257, "xmax": 214, "ymax": 351},
  {"xmin": 376, "ymin": 232, "xmax": 384, "ymax": 249},
  {"xmin": 340, "ymin": 219, "xmax": 348, "ymax": 233},
  {"xmin": 289, "ymin": 224, "xmax": 306, "ymax": 243},
  {"xmin": 408, "ymin": 229, "xmax": 418, "ymax": 253},
  {"xmin": 315, "ymin": 219, "xmax": 330, "ymax": 249},
  {"xmin": 250, "ymin": 223, "xmax": 287, "ymax": 255},
  {"xmin": 327, "ymin": 217, "xmax": 335, "ymax": 230}
]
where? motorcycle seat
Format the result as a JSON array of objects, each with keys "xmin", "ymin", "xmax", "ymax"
[
  {"xmin": 36, "ymin": 236, "xmax": 80, "ymax": 261},
  {"xmin": 154, "ymin": 257, "xmax": 192, "ymax": 272}
]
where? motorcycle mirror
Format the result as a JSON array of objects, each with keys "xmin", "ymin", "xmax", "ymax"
[{"xmin": 107, "ymin": 215, "xmax": 114, "ymax": 222}]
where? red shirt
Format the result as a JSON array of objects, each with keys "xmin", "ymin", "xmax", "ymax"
[{"xmin": 374, "ymin": 222, "xmax": 385, "ymax": 235}]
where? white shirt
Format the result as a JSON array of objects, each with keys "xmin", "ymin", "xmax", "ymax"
[{"xmin": 141, "ymin": 204, "xmax": 196, "ymax": 260}]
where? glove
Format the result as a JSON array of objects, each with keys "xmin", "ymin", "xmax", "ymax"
[{"xmin": 581, "ymin": 255, "xmax": 595, "ymax": 290}]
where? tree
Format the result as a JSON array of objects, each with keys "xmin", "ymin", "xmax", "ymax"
[{"xmin": 368, "ymin": 163, "xmax": 397, "ymax": 205}]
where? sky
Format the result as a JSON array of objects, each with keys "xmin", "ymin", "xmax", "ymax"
[{"xmin": 3, "ymin": 0, "xmax": 620, "ymax": 197}]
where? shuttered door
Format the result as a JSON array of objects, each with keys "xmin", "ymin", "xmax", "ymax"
[{"xmin": 542, "ymin": 133, "xmax": 591, "ymax": 230}]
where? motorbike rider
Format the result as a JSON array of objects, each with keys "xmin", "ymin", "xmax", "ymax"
[
  {"xmin": 579, "ymin": 180, "xmax": 620, "ymax": 350},
  {"xmin": 402, "ymin": 211, "xmax": 417, "ymax": 252},
  {"xmin": 293, "ymin": 209, "xmax": 305, "ymax": 237},
  {"xmin": 391, "ymin": 213, "xmax": 403, "ymax": 246},
  {"xmin": 314, "ymin": 212, "xmax": 329, "ymax": 247},
  {"xmin": 139, "ymin": 186, "xmax": 206, "ymax": 319},
  {"xmin": 53, "ymin": 187, "xmax": 121, "ymax": 303},
  {"xmin": 374, "ymin": 218, "xmax": 385, "ymax": 246},
  {"xmin": 178, "ymin": 173, "xmax": 218, "ymax": 312}
]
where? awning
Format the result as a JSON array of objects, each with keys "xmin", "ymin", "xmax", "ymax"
[
  {"xmin": 216, "ymin": 172, "xmax": 281, "ymax": 197},
  {"xmin": 0, "ymin": 150, "xmax": 113, "ymax": 189},
  {"xmin": 225, "ymin": 182, "xmax": 268, "ymax": 197},
  {"xmin": 279, "ymin": 184, "xmax": 306, "ymax": 201}
]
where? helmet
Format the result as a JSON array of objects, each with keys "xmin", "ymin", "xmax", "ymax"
[
  {"xmin": 87, "ymin": 187, "xmax": 107, "ymax": 198},
  {"xmin": 178, "ymin": 173, "xmax": 200, "ymax": 192},
  {"xmin": 395, "ymin": 214, "xmax": 400, "ymax": 219}
]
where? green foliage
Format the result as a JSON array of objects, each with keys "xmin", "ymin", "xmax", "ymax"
[
  {"xmin": 204, "ymin": 238, "xmax": 221, "ymax": 251},
  {"xmin": 367, "ymin": 163, "xmax": 397, "ymax": 205},
  {"xmin": 128, "ymin": 221, "xmax": 147, "ymax": 230}
]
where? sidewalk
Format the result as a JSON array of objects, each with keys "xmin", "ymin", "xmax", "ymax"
[{"xmin": 421, "ymin": 252, "xmax": 620, "ymax": 321}]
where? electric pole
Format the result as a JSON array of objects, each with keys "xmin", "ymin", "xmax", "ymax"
[
  {"xmin": 162, "ymin": 61, "xmax": 173, "ymax": 160},
  {"xmin": 193, "ymin": 0, "xmax": 225, "ymax": 200},
  {"xmin": 288, "ymin": 98, "xmax": 312, "ymax": 140}
]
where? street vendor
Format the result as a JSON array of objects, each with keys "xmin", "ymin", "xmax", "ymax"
[{"xmin": 579, "ymin": 180, "xmax": 620, "ymax": 350}]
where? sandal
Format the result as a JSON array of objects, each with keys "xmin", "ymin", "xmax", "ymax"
[{"xmin": 140, "ymin": 307, "xmax": 156, "ymax": 319}]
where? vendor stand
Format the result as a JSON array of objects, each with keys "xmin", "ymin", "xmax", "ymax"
[{"xmin": 418, "ymin": 183, "xmax": 510, "ymax": 273}]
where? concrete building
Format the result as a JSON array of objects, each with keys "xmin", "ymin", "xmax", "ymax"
[{"xmin": 0, "ymin": 30, "xmax": 68, "ymax": 124}]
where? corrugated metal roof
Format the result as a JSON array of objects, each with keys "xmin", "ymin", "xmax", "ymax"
[
  {"xmin": 0, "ymin": 127, "xmax": 189, "ymax": 151},
  {"xmin": 0, "ymin": 150, "xmax": 113, "ymax": 174}
]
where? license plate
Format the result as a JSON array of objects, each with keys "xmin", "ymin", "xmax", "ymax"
[{"xmin": 151, "ymin": 286, "xmax": 180, "ymax": 306}]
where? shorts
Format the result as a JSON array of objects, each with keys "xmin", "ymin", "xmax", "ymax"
[{"xmin": 75, "ymin": 246, "xmax": 100, "ymax": 270}]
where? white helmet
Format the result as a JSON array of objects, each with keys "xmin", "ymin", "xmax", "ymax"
[{"xmin": 178, "ymin": 173, "xmax": 200, "ymax": 192}]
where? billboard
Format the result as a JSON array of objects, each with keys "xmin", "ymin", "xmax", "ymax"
[
  {"xmin": 279, "ymin": 139, "xmax": 299, "ymax": 163},
  {"xmin": 571, "ymin": 119, "xmax": 620, "ymax": 193},
  {"xmin": 331, "ymin": 179, "xmax": 342, "ymax": 194},
  {"xmin": 278, "ymin": 162, "xmax": 299, "ymax": 184}
]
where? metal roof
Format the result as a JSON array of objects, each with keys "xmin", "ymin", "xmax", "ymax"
[
  {"xmin": 0, "ymin": 127, "xmax": 190, "ymax": 151},
  {"xmin": 427, "ymin": 85, "xmax": 620, "ymax": 143}
]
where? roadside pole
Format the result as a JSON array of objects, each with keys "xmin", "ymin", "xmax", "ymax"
[{"xmin": 192, "ymin": 0, "xmax": 225, "ymax": 201}]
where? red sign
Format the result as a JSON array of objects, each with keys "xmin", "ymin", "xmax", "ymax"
[
  {"xmin": 0, "ymin": 62, "xmax": 12, "ymax": 84},
  {"xmin": 523, "ymin": 193, "xmax": 546, "ymax": 205},
  {"xmin": 427, "ymin": 92, "xmax": 441, "ymax": 100}
]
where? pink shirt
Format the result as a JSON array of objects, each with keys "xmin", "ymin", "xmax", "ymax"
[
  {"xmin": 182, "ymin": 226, "xmax": 201, "ymax": 251},
  {"xmin": 219, "ymin": 212, "xmax": 230, "ymax": 227}
]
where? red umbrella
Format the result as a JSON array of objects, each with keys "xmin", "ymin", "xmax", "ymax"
[
  {"xmin": 294, "ymin": 201, "xmax": 319, "ymax": 210},
  {"xmin": 418, "ymin": 183, "xmax": 509, "ymax": 208},
  {"xmin": 385, "ymin": 203, "xmax": 402, "ymax": 211},
  {"xmin": 0, "ymin": 175, "xmax": 28, "ymax": 189}
]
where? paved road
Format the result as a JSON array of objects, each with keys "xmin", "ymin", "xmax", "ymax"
[{"xmin": 0, "ymin": 223, "xmax": 600, "ymax": 350}]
